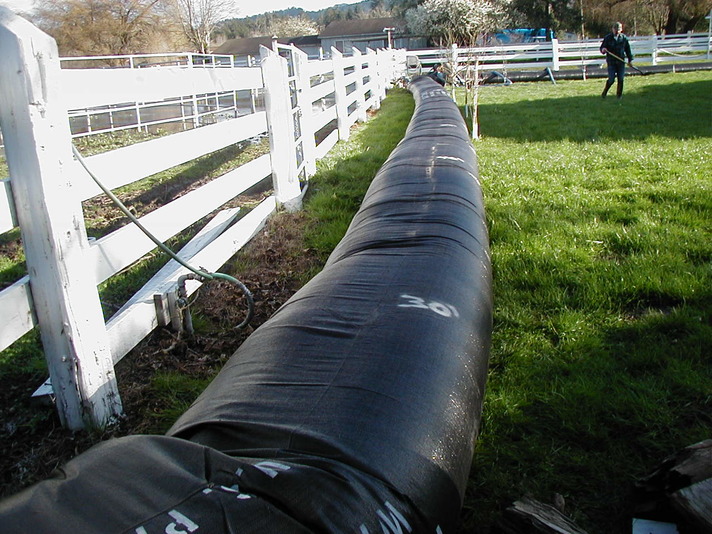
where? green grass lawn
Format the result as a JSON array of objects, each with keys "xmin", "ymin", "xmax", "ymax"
[{"xmin": 456, "ymin": 71, "xmax": 711, "ymax": 532}]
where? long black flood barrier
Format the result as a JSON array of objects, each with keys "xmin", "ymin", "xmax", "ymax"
[
  {"xmin": 0, "ymin": 76, "xmax": 492, "ymax": 533},
  {"xmin": 481, "ymin": 60, "xmax": 712, "ymax": 84}
]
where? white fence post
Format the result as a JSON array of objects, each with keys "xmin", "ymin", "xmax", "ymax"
[
  {"xmin": 0, "ymin": 8, "xmax": 122, "ymax": 430},
  {"xmin": 450, "ymin": 43, "xmax": 459, "ymax": 76},
  {"xmin": 708, "ymin": 10, "xmax": 712, "ymax": 59},
  {"xmin": 331, "ymin": 47, "xmax": 351, "ymax": 141},
  {"xmin": 389, "ymin": 49, "xmax": 404, "ymax": 88},
  {"xmin": 650, "ymin": 34, "xmax": 659, "ymax": 65},
  {"xmin": 292, "ymin": 46, "xmax": 318, "ymax": 178},
  {"xmin": 375, "ymin": 49, "xmax": 388, "ymax": 102},
  {"xmin": 353, "ymin": 48, "xmax": 368, "ymax": 122},
  {"xmin": 259, "ymin": 45, "xmax": 302, "ymax": 210},
  {"xmin": 551, "ymin": 38, "xmax": 560, "ymax": 70},
  {"xmin": 366, "ymin": 48, "xmax": 381, "ymax": 111}
]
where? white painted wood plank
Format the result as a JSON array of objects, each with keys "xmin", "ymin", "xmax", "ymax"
[
  {"xmin": 89, "ymin": 154, "xmax": 271, "ymax": 283},
  {"xmin": 344, "ymin": 71, "xmax": 360, "ymax": 87},
  {"xmin": 260, "ymin": 48, "xmax": 301, "ymax": 208},
  {"xmin": 363, "ymin": 77, "xmax": 376, "ymax": 94},
  {"xmin": 352, "ymin": 51, "xmax": 367, "ymax": 123},
  {"xmin": 309, "ymin": 79, "xmax": 336, "ymax": 102},
  {"xmin": 105, "ymin": 207, "xmax": 242, "ymax": 362},
  {"xmin": 341, "ymin": 55, "xmax": 358, "ymax": 68},
  {"xmin": 181, "ymin": 195, "xmax": 276, "ymax": 279},
  {"xmin": 313, "ymin": 107, "xmax": 338, "ymax": 131},
  {"xmin": 293, "ymin": 47, "xmax": 317, "ymax": 178},
  {"xmin": 106, "ymin": 196, "xmax": 276, "ymax": 362},
  {"xmin": 0, "ymin": 277, "xmax": 35, "ymax": 352},
  {"xmin": 346, "ymin": 109, "xmax": 360, "ymax": 128},
  {"xmin": 0, "ymin": 178, "xmax": 16, "ymax": 234},
  {"xmin": 315, "ymin": 130, "xmax": 339, "ymax": 159},
  {"xmin": 307, "ymin": 60, "xmax": 334, "ymax": 77},
  {"xmin": 143, "ymin": 207, "xmax": 241, "ymax": 296},
  {"xmin": 331, "ymin": 48, "xmax": 350, "ymax": 141},
  {"xmin": 0, "ymin": 147, "xmax": 270, "ymax": 354},
  {"xmin": 73, "ymin": 112, "xmax": 268, "ymax": 200},
  {"xmin": 62, "ymin": 66, "xmax": 263, "ymax": 110}
]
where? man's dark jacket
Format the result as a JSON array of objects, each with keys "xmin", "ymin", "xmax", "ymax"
[{"xmin": 601, "ymin": 32, "xmax": 633, "ymax": 64}]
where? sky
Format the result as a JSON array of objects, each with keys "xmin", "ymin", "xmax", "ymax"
[{"xmin": 0, "ymin": 0, "xmax": 358, "ymax": 19}]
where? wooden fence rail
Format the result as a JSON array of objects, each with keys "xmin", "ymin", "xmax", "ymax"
[{"xmin": 0, "ymin": 6, "xmax": 406, "ymax": 430}]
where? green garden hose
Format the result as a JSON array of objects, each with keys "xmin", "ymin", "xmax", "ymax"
[{"xmin": 72, "ymin": 145, "xmax": 254, "ymax": 329}]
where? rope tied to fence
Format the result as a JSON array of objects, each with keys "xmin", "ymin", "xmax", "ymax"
[{"xmin": 71, "ymin": 145, "xmax": 254, "ymax": 330}]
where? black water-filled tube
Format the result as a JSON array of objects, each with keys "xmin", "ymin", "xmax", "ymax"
[
  {"xmin": 480, "ymin": 61, "xmax": 712, "ymax": 84},
  {"xmin": 0, "ymin": 76, "xmax": 492, "ymax": 533}
]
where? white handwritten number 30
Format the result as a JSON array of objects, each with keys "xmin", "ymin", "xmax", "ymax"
[{"xmin": 398, "ymin": 294, "xmax": 460, "ymax": 318}]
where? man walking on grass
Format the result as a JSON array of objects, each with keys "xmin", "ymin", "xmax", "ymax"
[{"xmin": 600, "ymin": 22, "xmax": 634, "ymax": 99}]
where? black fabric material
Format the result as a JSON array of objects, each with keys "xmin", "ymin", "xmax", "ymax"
[
  {"xmin": 169, "ymin": 76, "xmax": 492, "ymax": 530},
  {"xmin": 0, "ymin": 76, "xmax": 492, "ymax": 533},
  {"xmin": 0, "ymin": 435, "xmax": 423, "ymax": 533}
]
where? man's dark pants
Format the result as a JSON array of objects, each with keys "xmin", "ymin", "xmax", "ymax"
[{"xmin": 603, "ymin": 61, "xmax": 626, "ymax": 98}]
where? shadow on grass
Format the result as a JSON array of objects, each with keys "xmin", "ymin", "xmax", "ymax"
[
  {"xmin": 460, "ymin": 73, "xmax": 712, "ymax": 530},
  {"xmin": 462, "ymin": 288, "xmax": 712, "ymax": 533},
  {"xmin": 477, "ymin": 79, "xmax": 712, "ymax": 142}
]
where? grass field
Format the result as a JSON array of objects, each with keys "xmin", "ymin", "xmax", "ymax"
[
  {"xmin": 456, "ymin": 71, "xmax": 711, "ymax": 532},
  {"xmin": 299, "ymin": 70, "xmax": 711, "ymax": 532}
]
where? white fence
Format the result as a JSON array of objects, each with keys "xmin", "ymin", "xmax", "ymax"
[
  {"xmin": 58, "ymin": 52, "xmax": 257, "ymax": 138},
  {"xmin": 0, "ymin": 6, "xmax": 407, "ymax": 430},
  {"xmin": 408, "ymin": 32, "xmax": 712, "ymax": 73}
]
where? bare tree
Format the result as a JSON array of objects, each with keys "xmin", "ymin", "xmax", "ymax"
[
  {"xmin": 584, "ymin": 0, "xmax": 710, "ymax": 35},
  {"xmin": 32, "ymin": 0, "xmax": 181, "ymax": 57},
  {"xmin": 167, "ymin": 0, "xmax": 238, "ymax": 53}
]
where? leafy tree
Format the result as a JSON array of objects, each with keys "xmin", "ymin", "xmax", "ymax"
[
  {"xmin": 319, "ymin": 6, "xmax": 349, "ymax": 26},
  {"xmin": 406, "ymin": 0, "xmax": 509, "ymax": 45},
  {"xmin": 264, "ymin": 14, "xmax": 319, "ymax": 37},
  {"xmin": 660, "ymin": 0, "xmax": 711, "ymax": 33},
  {"xmin": 215, "ymin": 17, "xmax": 252, "ymax": 39},
  {"xmin": 215, "ymin": 11, "xmax": 320, "ymax": 39},
  {"xmin": 389, "ymin": 0, "xmax": 422, "ymax": 17},
  {"xmin": 510, "ymin": 0, "xmax": 581, "ymax": 34},
  {"xmin": 584, "ymin": 0, "xmax": 710, "ymax": 36}
]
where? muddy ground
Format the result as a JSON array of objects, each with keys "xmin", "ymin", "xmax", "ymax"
[{"xmin": 0, "ymin": 209, "xmax": 322, "ymax": 500}]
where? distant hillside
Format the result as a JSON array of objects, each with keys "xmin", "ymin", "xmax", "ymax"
[
  {"xmin": 215, "ymin": 1, "xmax": 375, "ymax": 41},
  {"xmin": 243, "ymin": 1, "xmax": 372, "ymax": 21}
]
